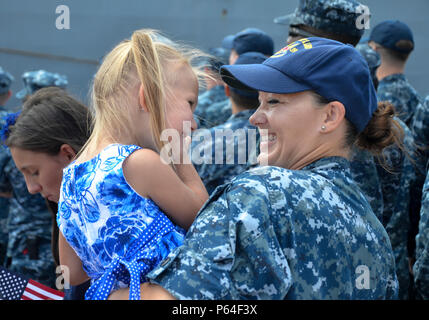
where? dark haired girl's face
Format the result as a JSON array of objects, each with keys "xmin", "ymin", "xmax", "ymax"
[{"xmin": 10, "ymin": 146, "xmax": 75, "ymax": 203}]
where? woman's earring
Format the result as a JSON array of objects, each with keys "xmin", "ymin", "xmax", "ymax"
[{"xmin": 321, "ymin": 125, "xmax": 326, "ymax": 131}]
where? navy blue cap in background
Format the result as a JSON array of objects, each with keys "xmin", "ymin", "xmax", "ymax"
[
  {"xmin": 229, "ymin": 51, "xmax": 267, "ymax": 99},
  {"xmin": 369, "ymin": 20, "xmax": 414, "ymax": 53},
  {"xmin": 220, "ymin": 37, "xmax": 377, "ymax": 133},
  {"xmin": 222, "ymin": 28, "xmax": 274, "ymax": 56}
]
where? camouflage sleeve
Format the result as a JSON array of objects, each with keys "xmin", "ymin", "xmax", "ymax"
[
  {"xmin": 147, "ymin": 174, "xmax": 293, "ymax": 299},
  {"xmin": 413, "ymin": 170, "xmax": 429, "ymax": 300},
  {"xmin": 191, "ymin": 127, "xmax": 256, "ymax": 188},
  {"xmin": 410, "ymin": 96, "xmax": 429, "ymax": 169}
]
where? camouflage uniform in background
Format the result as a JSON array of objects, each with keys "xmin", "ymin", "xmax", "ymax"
[
  {"xmin": 194, "ymin": 85, "xmax": 228, "ymax": 129},
  {"xmin": 356, "ymin": 43, "xmax": 381, "ymax": 89},
  {"xmin": 409, "ymin": 95, "xmax": 429, "ymax": 298},
  {"xmin": 148, "ymin": 157, "xmax": 398, "ymax": 299},
  {"xmin": 377, "ymin": 74, "xmax": 422, "ymax": 126},
  {"xmin": 0, "ymin": 106, "xmax": 11, "ymax": 266},
  {"xmin": 191, "ymin": 109, "xmax": 259, "ymax": 195},
  {"xmin": 349, "ymin": 148, "xmax": 384, "ymax": 223},
  {"xmin": 0, "ymin": 148, "xmax": 55, "ymax": 287},
  {"xmin": 0, "ymin": 69, "xmax": 66, "ymax": 287},
  {"xmin": 196, "ymin": 96, "xmax": 231, "ymax": 129},
  {"xmin": 411, "ymin": 95, "xmax": 429, "ymax": 161},
  {"xmin": 413, "ymin": 168, "xmax": 429, "ymax": 300},
  {"xmin": 274, "ymin": 0, "xmax": 366, "ymax": 39},
  {"xmin": 376, "ymin": 118, "xmax": 416, "ymax": 299},
  {"xmin": 15, "ymin": 70, "xmax": 67, "ymax": 100},
  {"xmin": 0, "ymin": 67, "xmax": 14, "ymax": 266},
  {"xmin": 410, "ymin": 95, "xmax": 429, "ymax": 178}
]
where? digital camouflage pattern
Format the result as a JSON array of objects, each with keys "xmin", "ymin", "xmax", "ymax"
[
  {"xmin": 15, "ymin": 70, "xmax": 68, "ymax": 100},
  {"xmin": 0, "ymin": 106, "xmax": 10, "ymax": 265},
  {"xmin": 411, "ymin": 95, "xmax": 429, "ymax": 171},
  {"xmin": 191, "ymin": 109, "xmax": 259, "ymax": 195},
  {"xmin": 413, "ymin": 168, "xmax": 429, "ymax": 300},
  {"xmin": 377, "ymin": 118, "xmax": 416, "ymax": 299},
  {"xmin": 274, "ymin": 0, "xmax": 366, "ymax": 38},
  {"xmin": 410, "ymin": 95, "xmax": 429, "ymax": 300},
  {"xmin": 194, "ymin": 85, "xmax": 228, "ymax": 129},
  {"xmin": 349, "ymin": 148, "xmax": 384, "ymax": 222},
  {"xmin": 148, "ymin": 157, "xmax": 398, "ymax": 299},
  {"xmin": 0, "ymin": 147, "xmax": 55, "ymax": 286},
  {"xmin": 356, "ymin": 42, "xmax": 381, "ymax": 89},
  {"xmin": 377, "ymin": 74, "xmax": 422, "ymax": 126},
  {"xmin": 196, "ymin": 98, "xmax": 232, "ymax": 129}
]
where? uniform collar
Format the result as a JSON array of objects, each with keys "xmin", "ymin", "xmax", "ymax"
[
  {"xmin": 379, "ymin": 73, "xmax": 406, "ymax": 83},
  {"xmin": 301, "ymin": 156, "xmax": 351, "ymax": 173}
]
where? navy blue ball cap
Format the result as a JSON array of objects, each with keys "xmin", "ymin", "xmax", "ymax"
[
  {"xmin": 222, "ymin": 28, "xmax": 274, "ymax": 56},
  {"xmin": 222, "ymin": 35, "xmax": 235, "ymax": 49},
  {"xmin": 230, "ymin": 51, "xmax": 267, "ymax": 99},
  {"xmin": 220, "ymin": 37, "xmax": 378, "ymax": 133},
  {"xmin": 369, "ymin": 20, "xmax": 414, "ymax": 53}
]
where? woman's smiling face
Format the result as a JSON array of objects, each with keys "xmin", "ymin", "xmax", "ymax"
[{"xmin": 250, "ymin": 91, "xmax": 326, "ymax": 169}]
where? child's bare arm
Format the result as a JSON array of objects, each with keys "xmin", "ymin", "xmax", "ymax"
[
  {"xmin": 123, "ymin": 148, "xmax": 209, "ymax": 229},
  {"xmin": 58, "ymin": 231, "xmax": 90, "ymax": 286}
]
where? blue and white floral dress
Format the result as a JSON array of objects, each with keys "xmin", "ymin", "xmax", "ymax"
[{"xmin": 57, "ymin": 144, "xmax": 185, "ymax": 300}]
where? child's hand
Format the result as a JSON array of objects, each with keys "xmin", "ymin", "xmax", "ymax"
[{"xmin": 182, "ymin": 135, "xmax": 192, "ymax": 164}]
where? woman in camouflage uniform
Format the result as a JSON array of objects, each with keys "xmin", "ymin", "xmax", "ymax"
[{"xmin": 115, "ymin": 38, "xmax": 403, "ymax": 299}]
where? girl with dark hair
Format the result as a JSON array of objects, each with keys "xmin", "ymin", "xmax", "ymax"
[{"xmin": 4, "ymin": 86, "xmax": 93, "ymax": 299}]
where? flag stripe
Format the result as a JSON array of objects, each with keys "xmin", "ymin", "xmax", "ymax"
[
  {"xmin": 21, "ymin": 290, "xmax": 43, "ymax": 300},
  {"xmin": 27, "ymin": 281, "xmax": 64, "ymax": 300},
  {"xmin": 28, "ymin": 279, "xmax": 64, "ymax": 296},
  {"xmin": 24, "ymin": 286, "xmax": 53, "ymax": 300}
]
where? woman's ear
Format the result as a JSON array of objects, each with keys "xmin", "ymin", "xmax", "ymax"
[
  {"xmin": 321, "ymin": 101, "xmax": 346, "ymax": 133},
  {"xmin": 59, "ymin": 144, "xmax": 77, "ymax": 162},
  {"xmin": 139, "ymin": 84, "xmax": 149, "ymax": 112}
]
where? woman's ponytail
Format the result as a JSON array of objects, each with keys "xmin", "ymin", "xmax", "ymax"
[{"xmin": 355, "ymin": 101, "xmax": 404, "ymax": 154}]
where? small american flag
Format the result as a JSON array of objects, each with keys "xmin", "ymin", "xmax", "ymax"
[{"xmin": 0, "ymin": 266, "xmax": 64, "ymax": 300}]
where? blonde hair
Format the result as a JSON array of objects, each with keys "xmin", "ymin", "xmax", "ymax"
[{"xmin": 81, "ymin": 29, "xmax": 208, "ymax": 157}]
